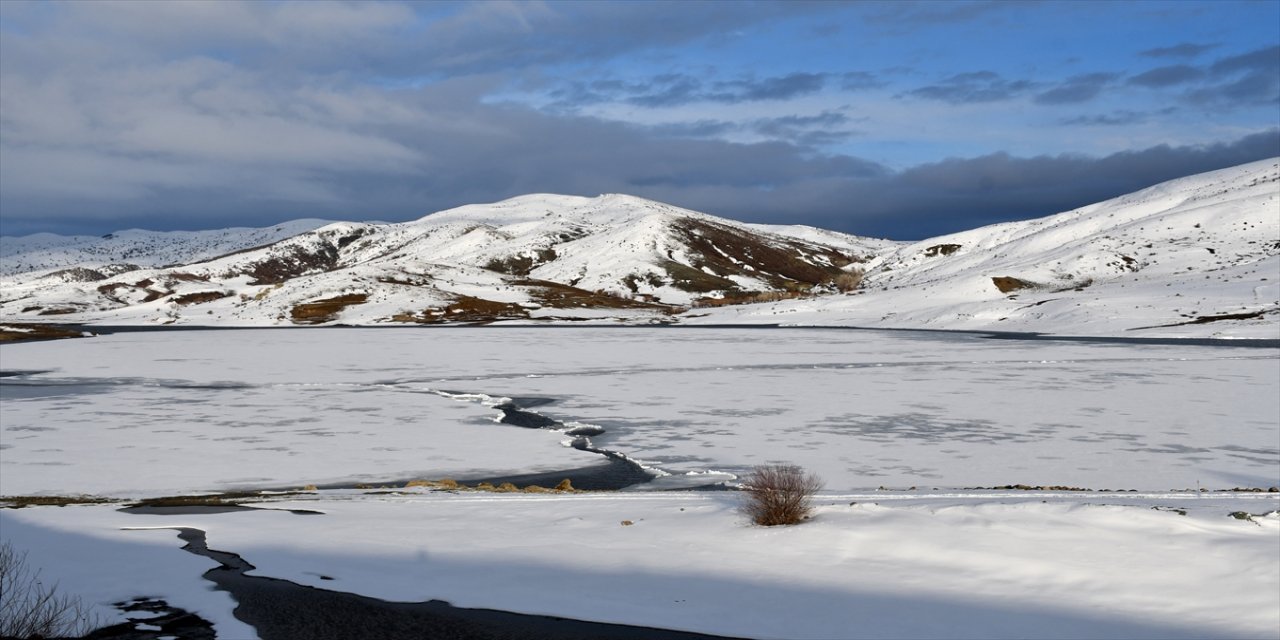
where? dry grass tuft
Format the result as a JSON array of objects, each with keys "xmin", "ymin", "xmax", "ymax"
[
  {"xmin": 739, "ymin": 465, "xmax": 824, "ymax": 526},
  {"xmin": 831, "ymin": 270, "xmax": 864, "ymax": 292},
  {"xmin": 0, "ymin": 495, "xmax": 116, "ymax": 509}
]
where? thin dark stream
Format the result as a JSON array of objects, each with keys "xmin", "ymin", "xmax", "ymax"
[{"xmin": 87, "ymin": 527, "xmax": 743, "ymax": 640}]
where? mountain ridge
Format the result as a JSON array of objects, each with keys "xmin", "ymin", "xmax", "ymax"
[{"xmin": 2, "ymin": 159, "xmax": 1277, "ymax": 337}]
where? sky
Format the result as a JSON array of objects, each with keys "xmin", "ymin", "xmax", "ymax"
[{"xmin": 0, "ymin": 1, "xmax": 1277, "ymax": 240}]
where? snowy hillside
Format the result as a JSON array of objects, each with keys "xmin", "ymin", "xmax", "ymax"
[
  {"xmin": 692, "ymin": 158, "xmax": 1280, "ymax": 338},
  {"xmin": 1, "ymin": 160, "xmax": 1276, "ymax": 336},
  {"xmin": 0, "ymin": 194, "xmax": 886, "ymax": 326},
  {"xmin": 0, "ymin": 219, "xmax": 331, "ymax": 276}
]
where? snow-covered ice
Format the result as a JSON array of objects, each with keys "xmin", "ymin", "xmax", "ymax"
[
  {"xmin": 2, "ymin": 328, "xmax": 1275, "ymax": 495},
  {"xmin": 1, "ymin": 327, "xmax": 1277, "ymax": 639}
]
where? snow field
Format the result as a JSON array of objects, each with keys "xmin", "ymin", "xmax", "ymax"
[{"xmin": 1, "ymin": 492, "xmax": 1277, "ymax": 639}]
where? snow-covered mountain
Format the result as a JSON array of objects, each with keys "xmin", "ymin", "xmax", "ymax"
[
  {"xmin": 2, "ymin": 159, "xmax": 1276, "ymax": 336},
  {"xmin": 0, "ymin": 219, "xmax": 332, "ymax": 277},
  {"xmin": 692, "ymin": 157, "xmax": 1280, "ymax": 338},
  {"xmin": 0, "ymin": 194, "xmax": 888, "ymax": 326}
]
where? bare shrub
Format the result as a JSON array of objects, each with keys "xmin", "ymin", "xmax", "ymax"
[
  {"xmin": 0, "ymin": 541, "xmax": 101, "ymax": 639},
  {"xmin": 740, "ymin": 465, "xmax": 824, "ymax": 526},
  {"xmin": 831, "ymin": 270, "xmax": 864, "ymax": 292}
]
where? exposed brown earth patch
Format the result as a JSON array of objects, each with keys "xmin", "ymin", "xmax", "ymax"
[
  {"xmin": 36, "ymin": 306, "xmax": 83, "ymax": 316},
  {"xmin": 485, "ymin": 248, "xmax": 558, "ymax": 276},
  {"xmin": 290, "ymin": 293, "xmax": 369, "ymax": 324},
  {"xmin": 667, "ymin": 219, "xmax": 858, "ymax": 292},
  {"xmin": 924, "ymin": 244, "xmax": 962, "ymax": 257},
  {"xmin": 0, "ymin": 323, "xmax": 88, "ymax": 342},
  {"xmin": 239, "ymin": 244, "xmax": 342, "ymax": 285},
  {"xmin": 392, "ymin": 295, "xmax": 529, "ymax": 324},
  {"xmin": 992, "ymin": 276, "xmax": 1039, "ymax": 293},
  {"xmin": 522, "ymin": 279, "xmax": 666, "ymax": 311},
  {"xmin": 172, "ymin": 291, "xmax": 232, "ymax": 306}
]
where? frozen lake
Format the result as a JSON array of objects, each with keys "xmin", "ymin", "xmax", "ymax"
[{"xmin": 3, "ymin": 327, "xmax": 1277, "ymax": 496}]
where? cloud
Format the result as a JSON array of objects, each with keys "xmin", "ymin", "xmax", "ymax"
[
  {"xmin": 1208, "ymin": 45, "xmax": 1280, "ymax": 75},
  {"xmin": 711, "ymin": 72, "xmax": 827, "ymax": 102},
  {"xmin": 858, "ymin": 1, "xmax": 1012, "ymax": 28},
  {"xmin": 840, "ymin": 71, "xmax": 886, "ymax": 91},
  {"xmin": 796, "ymin": 129, "xmax": 1280, "ymax": 238},
  {"xmin": 555, "ymin": 72, "xmax": 831, "ymax": 108},
  {"xmin": 642, "ymin": 112, "xmax": 862, "ymax": 148},
  {"xmin": 2, "ymin": 0, "xmax": 1276, "ymax": 243},
  {"xmin": 1139, "ymin": 42, "xmax": 1218, "ymax": 58},
  {"xmin": 1033, "ymin": 73, "xmax": 1118, "ymax": 105},
  {"xmin": 904, "ymin": 71, "xmax": 1036, "ymax": 104},
  {"xmin": 1058, "ymin": 108, "xmax": 1177, "ymax": 126},
  {"xmin": 750, "ymin": 112, "xmax": 863, "ymax": 146},
  {"xmin": 0, "ymin": 1, "xmax": 835, "ymax": 78},
  {"xmin": 1127, "ymin": 64, "xmax": 1205, "ymax": 88},
  {"xmin": 1186, "ymin": 45, "xmax": 1280, "ymax": 105}
]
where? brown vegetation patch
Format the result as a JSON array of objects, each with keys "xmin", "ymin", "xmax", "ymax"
[
  {"xmin": 240, "ymin": 244, "xmax": 342, "ymax": 285},
  {"xmin": 485, "ymin": 248, "xmax": 558, "ymax": 276},
  {"xmin": 924, "ymin": 244, "xmax": 962, "ymax": 257},
  {"xmin": 445, "ymin": 296, "xmax": 529, "ymax": 322},
  {"xmin": 0, "ymin": 323, "xmax": 87, "ymax": 343},
  {"xmin": 669, "ymin": 219, "xmax": 854, "ymax": 291},
  {"xmin": 36, "ymin": 307, "xmax": 81, "ymax": 316},
  {"xmin": 966, "ymin": 484, "xmax": 1093, "ymax": 491},
  {"xmin": 991, "ymin": 276, "xmax": 1038, "ymax": 293},
  {"xmin": 376, "ymin": 275, "xmax": 434, "ymax": 287},
  {"xmin": 290, "ymin": 293, "xmax": 369, "ymax": 324},
  {"xmin": 40, "ymin": 267, "xmax": 107, "ymax": 282},
  {"xmin": 1, "ymin": 495, "xmax": 117, "ymax": 508},
  {"xmin": 692, "ymin": 290, "xmax": 808, "ymax": 308},
  {"xmin": 167, "ymin": 272, "xmax": 209, "ymax": 282},
  {"xmin": 522, "ymin": 279, "xmax": 666, "ymax": 310},
  {"xmin": 620, "ymin": 272, "xmax": 667, "ymax": 293},
  {"xmin": 140, "ymin": 289, "xmax": 170, "ymax": 303},
  {"xmin": 172, "ymin": 291, "xmax": 231, "ymax": 306},
  {"xmin": 403, "ymin": 478, "xmax": 581, "ymax": 493},
  {"xmin": 390, "ymin": 296, "xmax": 531, "ymax": 324},
  {"xmin": 659, "ymin": 260, "xmax": 739, "ymax": 293},
  {"xmin": 127, "ymin": 491, "xmax": 279, "ymax": 508}
]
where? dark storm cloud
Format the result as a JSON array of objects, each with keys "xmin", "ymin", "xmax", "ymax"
[
  {"xmin": 1139, "ymin": 42, "xmax": 1219, "ymax": 58},
  {"xmin": 4, "ymin": 1, "xmax": 824, "ymax": 79},
  {"xmin": 799, "ymin": 130, "xmax": 1280, "ymax": 238},
  {"xmin": 1127, "ymin": 64, "xmax": 1205, "ymax": 88},
  {"xmin": 1033, "ymin": 73, "xmax": 1118, "ymax": 105},
  {"xmin": 903, "ymin": 71, "xmax": 1036, "ymax": 104}
]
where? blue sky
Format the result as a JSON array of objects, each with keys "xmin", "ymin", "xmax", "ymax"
[{"xmin": 1, "ymin": 1, "xmax": 1277, "ymax": 239}]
